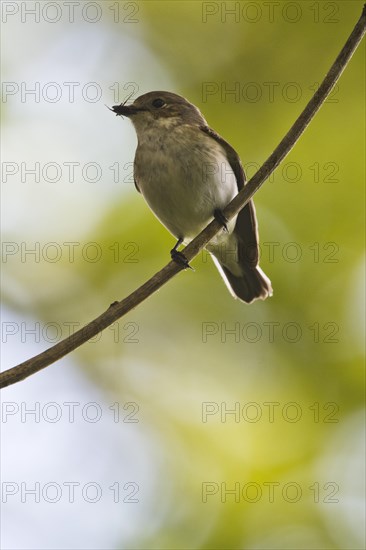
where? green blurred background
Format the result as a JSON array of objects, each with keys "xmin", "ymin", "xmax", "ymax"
[{"xmin": 1, "ymin": 1, "xmax": 365, "ymax": 548}]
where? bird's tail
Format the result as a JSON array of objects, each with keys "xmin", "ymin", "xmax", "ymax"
[
  {"xmin": 211, "ymin": 252, "xmax": 272, "ymax": 303},
  {"xmin": 214, "ymin": 259, "xmax": 272, "ymax": 304},
  {"xmin": 208, "ymin": 200, "xmax": 272, "ymax": 304}
]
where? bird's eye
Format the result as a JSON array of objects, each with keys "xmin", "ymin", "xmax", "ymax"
[{"xmin": 152, "ymin": 98, "xmax": 166, "ymax": 108}]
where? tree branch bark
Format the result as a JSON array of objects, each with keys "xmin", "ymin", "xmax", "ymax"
[{"xmin": 1, "ymin": 5, "xmax": 365, "ymax": 389}]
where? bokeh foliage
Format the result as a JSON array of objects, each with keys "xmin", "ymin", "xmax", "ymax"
[{"xmin": 2, "ymin": 1, "xmax": 364, "ymax": 548}]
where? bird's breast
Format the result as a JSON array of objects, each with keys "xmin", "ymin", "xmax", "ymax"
[{"xmin": 134, "ymin": 127, "xmax": 238, "ymax": 241}]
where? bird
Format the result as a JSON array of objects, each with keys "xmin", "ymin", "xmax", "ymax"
[{"xmin": 112, "ymin": 91, "xmax": 272, "ymax": 304}]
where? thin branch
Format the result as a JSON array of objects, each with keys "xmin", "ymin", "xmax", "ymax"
[{"xmin": 1, "ymin": 5, "xmax": 365, "ymax": 389}]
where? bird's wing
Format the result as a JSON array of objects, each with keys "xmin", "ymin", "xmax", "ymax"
[
  {"xmin": 200, "ymin": 125, "xmax": 245, "ymax": 189},
  {"xmin": 200, "ymin": 125, "xmax": 259, "ymax": 267}
]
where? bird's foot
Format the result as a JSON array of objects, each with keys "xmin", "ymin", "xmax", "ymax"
[
  {"xmin": 170, "ymin": 238, "xmax": 193, "ymax": 270},
  {"xmin": 170, "ymin": 249, "xmax": 193, "ymax": 270},
  {"xmin": 214, "ymin": 209, "xmax": 228, "ymax": 232}
]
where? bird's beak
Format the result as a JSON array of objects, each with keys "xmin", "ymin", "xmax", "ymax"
[{"xmin": 111, "ymin": 104, "xmax": 140, "ymax": 117}]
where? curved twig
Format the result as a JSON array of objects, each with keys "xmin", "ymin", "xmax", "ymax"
[{"xmin": 1, "ymin": 5, "xmax": 365, "ymax": 389}]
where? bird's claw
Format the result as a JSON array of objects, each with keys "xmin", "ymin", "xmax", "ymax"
[
  {"xmin": 214, "ymin": 209, "xmax": 229, "ymax": 232},
  {"xmin": 170, "ymin": 249, "xmax": 193, "ymax": 270}
]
